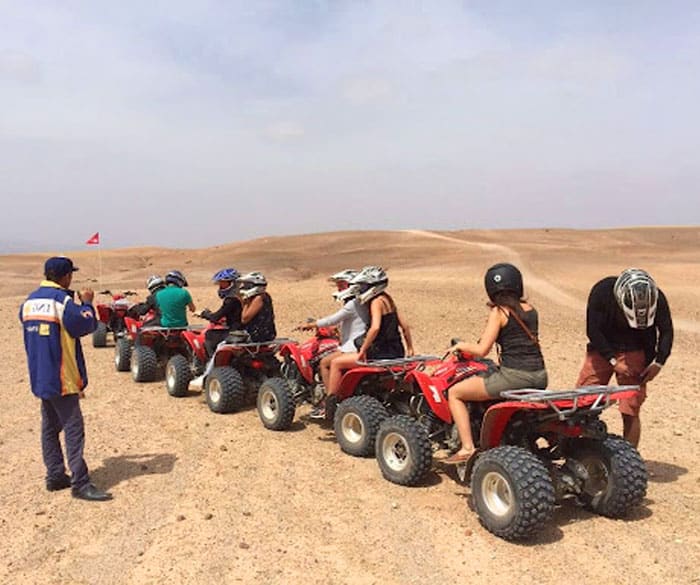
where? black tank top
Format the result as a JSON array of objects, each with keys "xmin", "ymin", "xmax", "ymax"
[
  {"xmin": 497, "ymin": 307, "xmax": 545, "ymax": 371},
  {"xmin": 366, "ymin": 296, "xmax": 405, "ymax": 360},
  {"xmin": 245, "ymin": 293, "xmax": 277, "ymax": 342}
]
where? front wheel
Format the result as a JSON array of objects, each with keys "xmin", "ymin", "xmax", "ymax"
[
  {"xmin": 166, "ymin": 354, "xmax": 192, "ymax": 397},
  {"xmin": 376, "ymin": 415, "xmax": 433, "ymax": 486},
  {"xmin": 205, "ymin": 367, "xmax": 245, "ymax": 413},
  {"xmin": 334, "ymin": 395, "xmax": 388, "ymax": 457},
  {"xmin": 571, "ymin": 435, "xmax": 647, "ymax": 518},
  {"xmin": 471, "ymin": 446, "xmax": 555, "ymax": 540},
  {"xmin": 92, "ymin": 322, "xmax": 108, "ymax": 347},
  {"xmin": 114, "ymin": 338, "xmax": 132, "ymax": 372},
  {"xmin": 257, "ymin": 377, "xmax": 296, "ymax": 430}
]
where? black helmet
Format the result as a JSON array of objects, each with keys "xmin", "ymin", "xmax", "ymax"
[{"xmin": 484, "ymin": 263, "xmax": 523, "ymax": 302}]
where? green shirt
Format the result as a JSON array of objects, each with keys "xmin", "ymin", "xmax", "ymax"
[{"xmin": 155, "ymin": 286, "xmax": 192, "ymax": 328}]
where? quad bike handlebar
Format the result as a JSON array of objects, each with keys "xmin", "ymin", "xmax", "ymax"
[{"xmin": 98, "ymin": 290, "xmax": 137, "ymax": 296}]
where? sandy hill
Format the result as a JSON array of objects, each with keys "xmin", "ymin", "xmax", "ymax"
[{"xmin": 1, "ymin": 227, "xmax": 699, "ymax": 585}]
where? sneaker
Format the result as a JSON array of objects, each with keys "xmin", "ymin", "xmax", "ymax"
[
  {"xmin": 189, "ymin": 374, "xmax": 205, "ymax": 390},
  {"xmin": 309, "ymin": 406, "xmax": 326, "ymax": 420}
]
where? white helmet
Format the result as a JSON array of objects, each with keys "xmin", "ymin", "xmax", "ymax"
[
  {"xmin": 333, "ymin": 286, "xmax": 359, "ymax": 303},
  {"xmin": 238, "ymin": 271, "xmax": 267, "ymax": 300},
  {"xmin": 350, "ymin": 266, "xmax": 388, "ymax": 304},
  {"xmin": 146, "ymin": 274, "xmax": 165, "ymax": 294},
  {"xmin": 613, "ymin": 268, "xmax": 658, "ymax": 329},
  {"xmin": 328, "ymin": 269, "xmax": 358, "ymax": 283}
]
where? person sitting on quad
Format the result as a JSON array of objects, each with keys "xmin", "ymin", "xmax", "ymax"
[
  {"xmin": 444, "ymin": 263, "xmax": 547, "ymax": 464},
  {"xmin": 133, "ymin": 274, "xmax": 166, "ymax": 327},
  {"xmin": 238, "ymin": 271, "xmax": 276, "ymax": 342},
  {"xmin": 155, "ymin": 270, "xmax": 196, "ymax": 328},
  {"xmin": 297, "ymin": 269, "xmax": 369, "ymax": 418},
  {"xmin": 199, "ymin": 268, "xmax": 243, "ymax": 356},
  {"xmin": 322, "ymin": 266, "xmax": 414, "ymax": 419}
]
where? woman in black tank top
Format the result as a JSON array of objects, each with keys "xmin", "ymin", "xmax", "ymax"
[{"xmin": 443, "ymin": 263, "xmax": 548, "ymax": 465}]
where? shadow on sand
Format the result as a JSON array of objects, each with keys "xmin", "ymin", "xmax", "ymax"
[
  {"xmin": 90, "ymin": 452, "xmax": 177, "ymax": 491},
  {"xmin": 644, "ymin": 460, "xmax": 688, "ymax": 483}
]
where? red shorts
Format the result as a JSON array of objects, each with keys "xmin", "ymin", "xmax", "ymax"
[{"xmin": 576, "ymin": 350, "xmax": 647, "ymax": 416}]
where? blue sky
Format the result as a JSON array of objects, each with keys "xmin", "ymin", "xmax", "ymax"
[{"xmin": 1, "ymin": 1, "xmax": 699, "ymax": 250}]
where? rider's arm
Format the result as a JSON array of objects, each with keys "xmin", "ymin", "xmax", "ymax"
[
  {"xmin": 316, "ymin": 303, "xmax": 354, "ymax": 328},
  {"xmin": 653, "ymin": 289, "xmax": 674, "ymax": 365},
  {"xmin": 585, "ymin": 282, "xmax": 616, "ymax": 361},
  {"xmin": 454, "ymin": 306, "xmax": 502, "ymax": 357},
  {"xmin": 397, "ymin": 310, "xmax": 414, "ymax": 356},
  {"xmin": 241, "ymin": 295, "xmax": 264, "ymax": 324},
  {"xmin": 358, "ymin": 297, "xmax": 383, "ymax": 356}
]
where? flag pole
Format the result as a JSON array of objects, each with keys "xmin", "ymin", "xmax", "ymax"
[{"xmin": 97, "ymin": 241, "xmax": 102, "ymax": 290}]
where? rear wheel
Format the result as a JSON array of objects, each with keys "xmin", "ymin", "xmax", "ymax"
[
  {"xmin": 205, "ymin": 367, "xmax": 245, "ymax": 413},
  {"xmin": 92, "ymin": 322, "xmax": 108, "ymax": 347},
  {"xmin": 131, "ymin": 346, "xmax": 157, "ymax": 382},
  {"xmin": 376, "ymin": 415, "xmax": 433, "ymax": 486},
  {"xmin": 166, "ymin": 354, "xmax": 192, "ymax": 397},
  {"xmin": 114, "ymin": 338, "xmax": 132, "ymax": 372},
  {"xmin": 572, "ymin": 435, "xmax": 647, "ymax": 518},
  {"xmin": 471, "ymin": 446, "xmax": 555, "ymax": 540},
  {"xmin": 257, "ymin": 377, "xmax": 296, "ymax": 430},
  {"xmin": 334, "ymin": 395, "xmax": 388, "ymax": 457}
]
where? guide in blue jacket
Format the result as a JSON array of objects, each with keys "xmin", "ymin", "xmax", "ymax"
[{"xmin": 19, "ymin": 256, "xmax": 112, "ymax": 501}]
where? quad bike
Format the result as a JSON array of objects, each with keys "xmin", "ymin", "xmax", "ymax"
[
  {"xmin": 369, "ymin": 349, "xmax": 647, "ymax": 540},
  {"xmin": 328, "ymin": 355, "xmax": 439, "ymax": 457},
  {"xmin": 201, "ymin": 331, "xmax": 293, "ymax": 414},
  {"xmin": 113, "ymin": 312, "xmax": 156, "ymax": 372},
  {"xmin": 256, "ymin": 324, "xmax": 340, "ymax": 430},
  {"xmin": 93, "ymin": 290, "xmax": 138, "ymax": 347},
  {"xmin": 163, "ymin": 316, "xmax": 228, "ymax": 398},
  {"xmin": 129, "ymin": 323, "xmax": 204, "ymax": 384}
]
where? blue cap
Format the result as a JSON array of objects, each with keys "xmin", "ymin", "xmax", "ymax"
[{"xmin": 44, "ymin": 256, "xmax": 79, "ymax": 279}]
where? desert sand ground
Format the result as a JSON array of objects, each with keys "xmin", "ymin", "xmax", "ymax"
[{"xmin": 1, "ymin": 227, "xmax": 698, "ymax": 585}]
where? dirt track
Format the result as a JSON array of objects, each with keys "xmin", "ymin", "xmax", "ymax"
[{"xmin": 1, "ymin": 228, "xmax": 698, "ymax": 585}]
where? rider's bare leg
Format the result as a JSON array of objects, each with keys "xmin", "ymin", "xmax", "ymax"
[
  {"xmin": 319, "ymin": 351, "xmax": 342, "ymax": 390},
  {"xmin": 447, "ymin": 376, "xmax": 490, "ymax": 456},
  {"xmin": 328, "ymin": 352, "xmax": 361, "ymax": 397},
  {"xmin": 622, "ymin": 413, "xmax": 641, "ymax": 448}
]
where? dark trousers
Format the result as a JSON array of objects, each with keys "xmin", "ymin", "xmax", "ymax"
[{"xmin": 41, "ymin": 394, "xmax": 89, "ymax": 489}]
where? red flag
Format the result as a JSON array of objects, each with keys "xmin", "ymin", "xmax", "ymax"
[{"xmin": 86, "ymin": 232, "xmax": 100, "ymax": 245}]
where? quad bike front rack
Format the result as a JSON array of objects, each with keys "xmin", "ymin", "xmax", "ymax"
[
  {"xmin": 355, "ymin": 355, "xmax": 440, "ymax": 380},
  {"xmin": 499, "ymin": 385, "xmax": 640, "ymax": 420}
]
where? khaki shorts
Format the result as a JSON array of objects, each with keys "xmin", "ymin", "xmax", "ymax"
[
  {"xmin": 484, "ymin": 366, "xmax": 548, "ymax": 398},
  {"xmin": 576, "ymin": 350, "xmax": 647, "ymax": 416}
]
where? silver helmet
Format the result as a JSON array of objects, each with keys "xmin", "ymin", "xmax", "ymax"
[
  {"xmin": 613, "ymin": 268, "xmax": 658, "ymax": 329},
  {"xmin": 350, "ymin": 265, "xmax": 388, "ymax": 304},
  {"xmin": 238, "ymin": 271, "xmax": 267, "ymax": 300},
  {"xmin": 146, "ymin": 274, "xmax": 165, "ymax": 294}
]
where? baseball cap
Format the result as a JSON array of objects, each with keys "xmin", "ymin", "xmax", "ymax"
[{"xmin": 44, "ymin": 256, "xmax": 79, "ymax": 279}]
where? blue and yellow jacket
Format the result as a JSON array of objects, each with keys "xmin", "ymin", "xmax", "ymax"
[{"xmin": 19, "ymin": 281, "xmax": 97, "ymax": 399}]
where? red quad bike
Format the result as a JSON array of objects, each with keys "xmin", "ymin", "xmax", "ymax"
[
  {"xmin": 328, "ymin": 355, "xmax": 440, "ymax": 457},
  {"xmin": 93, "ymin": 290, "xmax": 138, "ymax": 348},
  {"xmin": 370, "ymin": 350, "xmax": 647, "ymax": 540},
  {"xmin": 164, "ymin": 319, "xmax": 228, "ymax": 398},
  {"xmin": 202, "ymin": 331, "xmax": 293, "ymax": 414},
  {"xmin": 113, "ymin": 313, "xmax": 156, "ymax": 372},
  {"xmin": 256, "ymin": 325, "xmax": 340, "ymax": 430},
  {"xmin": 129, "ymin": 324, "xmax": 204, "ymax": 384}
]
